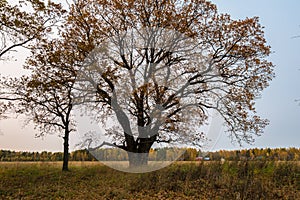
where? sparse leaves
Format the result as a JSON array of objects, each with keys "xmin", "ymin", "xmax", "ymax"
[
  {"xmin": 0, "ymin": 0, "xmax": 65, "ymax": 60},
  {"xmin": 0, "ymin": 0, "xmax": 274, "ymax": 166},
  {"xmin": 65, "ymin": 0, "xmax": 274, "ymax": 151}
]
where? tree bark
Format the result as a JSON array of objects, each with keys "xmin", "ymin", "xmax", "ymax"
[
  {"xmin": 62, "ymin": 129, "xmax": 70, "ymax": 171},
  {"xmin": 128, "ymin": 152, "xmax": 149, "ymax": 167},
  {"xmin": 127, "ymin": 137, "xmax": 155, "ymax": 167}
]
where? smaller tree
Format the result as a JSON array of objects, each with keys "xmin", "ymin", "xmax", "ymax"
[{"xmin": 2, "ymin": 38, "xmax": 77, "ymax": 171}]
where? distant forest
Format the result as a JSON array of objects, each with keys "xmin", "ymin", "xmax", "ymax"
[{"xmin": 0, "ymin": 147, "xmax": 299, "ymax": 162}]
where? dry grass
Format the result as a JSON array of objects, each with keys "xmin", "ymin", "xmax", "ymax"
[{"xmin": 0, "ymin": 161, "xmax": 299, "ymax": 199}]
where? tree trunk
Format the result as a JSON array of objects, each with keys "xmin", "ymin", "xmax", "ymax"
[
  {"xmin": 127, "ymin": 137, "xmax": 154, "ymax": 167},
  {"xmin": 128, "ymin": 152, "xmax": 149, "ymax": 167},
  {"xmin": 62, "ymin": 129, "xmax": 70, "ymax": 171}
]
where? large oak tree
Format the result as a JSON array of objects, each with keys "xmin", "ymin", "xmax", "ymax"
[{"xmin": 18, "ymin": 0, "xmax": 274, "ymax": 167}]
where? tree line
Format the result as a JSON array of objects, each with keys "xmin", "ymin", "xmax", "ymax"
[{"xmin": 0, "ymin": 147, "xmax": 299, "ymax": 162}]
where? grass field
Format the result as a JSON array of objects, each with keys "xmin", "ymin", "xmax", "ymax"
[{"xmin": 0, "ymin": 161, "xmax": 299, "ymax": 199}]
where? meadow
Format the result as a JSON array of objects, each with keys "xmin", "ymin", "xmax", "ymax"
[{"xmin": 0, "ymin": 161, "xmax": 299, "ymax": 199}]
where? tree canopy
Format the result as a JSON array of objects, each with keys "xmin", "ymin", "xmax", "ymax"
[
  {"xmin": 0, "ymin": 0, "xmax": 64, "ymax": 60},
  {"xmin": 0, "ymin": 0, "xmax": 70, "ymax": 170},
  {"xmin": 1, "ymin": 0, "xmax": 274, "ymax": 168},
  {"xmin": 63, "ymin": 0, "xmax": 274, "ymax": 166}
]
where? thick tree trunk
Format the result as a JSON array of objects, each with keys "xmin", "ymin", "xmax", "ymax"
[
  {"xmin": 127, "ymin": 137, "xmax": 155, "ymax": 167},
  {"xmin": 128, "ymin": 152, "xmax": 149, "ymax": 167},
  {"xmin": 62, "ymin": 129, "xmax": 70, "ymax": 171}
]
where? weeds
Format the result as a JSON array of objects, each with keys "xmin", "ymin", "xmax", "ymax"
[{"xmin": 0, "ymin": 161, "xmax": 299, "ymax": 199}]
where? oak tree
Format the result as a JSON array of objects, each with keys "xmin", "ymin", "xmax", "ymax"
[
  {"xmin": 2, "ymin": 38, "xmax": 77, "ymax": 171},
  {"xmin": 0, "ymin": 1, "xmax": 71, "ymax": 170},
  {"xmin": 27, "ymin": 0, "xmax": 274, "ymax": 167}
]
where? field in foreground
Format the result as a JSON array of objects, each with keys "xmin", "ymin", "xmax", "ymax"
[{"xmin": 0, "ymin": 161, "xmax": 299, "ymax": 199}]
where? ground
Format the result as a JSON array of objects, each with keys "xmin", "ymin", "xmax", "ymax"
[{"xmin": 0, "ymin": 161, "xmax": 299, "ymax": 199}]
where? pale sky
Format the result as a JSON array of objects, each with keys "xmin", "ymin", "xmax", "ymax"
[
  {"xmin": 0, "ymin": 0, "xmax": 300, "ymax": 152},
  {"xmin": 212, "ymin": 0, "xmax": 300, "ymax": 150}
]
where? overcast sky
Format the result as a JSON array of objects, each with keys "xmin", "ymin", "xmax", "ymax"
[
  {"xmin": 0, "ymin": 0, "xmax": 300, "ymax": 152},
  {"xmin": 212, "ymin": 0, "xmax": 300, "ymax": 150}
]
